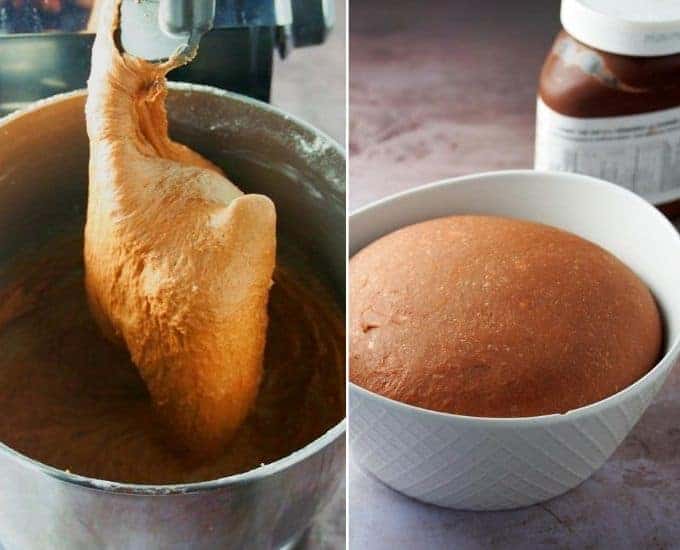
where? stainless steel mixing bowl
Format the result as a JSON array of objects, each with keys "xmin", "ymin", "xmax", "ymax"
[{"xmin": 0, "ymin": 84, "xmax": 346, "ymax": 549}]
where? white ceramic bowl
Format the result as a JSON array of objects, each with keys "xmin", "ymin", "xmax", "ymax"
[{"xmin": 349, "ymin": 170, "xmax": 680, "ymax": 511}]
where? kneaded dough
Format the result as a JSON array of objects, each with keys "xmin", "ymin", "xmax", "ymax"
[{"xmin": 84, "ymin": 0, "xmax": 276, "ymax": 456}]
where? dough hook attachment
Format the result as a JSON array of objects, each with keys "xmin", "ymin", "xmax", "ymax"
[{"xmin": 120, "ymin": 0, "xmax": 216, "ymax": 61}]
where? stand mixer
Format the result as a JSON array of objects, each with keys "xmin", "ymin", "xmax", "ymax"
[{"xmin": 0, "ymin": 0, "xmax": 334, "ymax": 115}]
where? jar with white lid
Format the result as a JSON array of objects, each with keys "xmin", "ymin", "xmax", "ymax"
[{"xmin": 535, "ymin": 0, "xmax": 680, "ymax": 217}]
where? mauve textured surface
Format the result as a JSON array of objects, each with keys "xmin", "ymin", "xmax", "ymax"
[
  {"xmin": 349, "ymin": 0, "xmax": 680, "ymax": 548},
  {"xmin": 273, "ymin": 1, "xmax": 346, "ymax": 547}
]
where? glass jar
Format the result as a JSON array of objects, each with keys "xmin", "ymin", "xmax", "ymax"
[{"xmin": 535, "ymin": 0, "xmax": 680, "ymax": 217}]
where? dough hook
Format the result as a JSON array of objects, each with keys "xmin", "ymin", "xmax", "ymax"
[{"xmin": 120, "ymin": 0, "xmax": 216, "ymax": 61}]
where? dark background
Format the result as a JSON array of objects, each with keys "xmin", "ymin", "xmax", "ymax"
[{"xmin": 348, "ymin": 1, "xmax": 680, "ymax": 548}]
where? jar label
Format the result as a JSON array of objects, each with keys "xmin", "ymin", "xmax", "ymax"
[{"xmin": 535, "ymin": 98, "xmax": 680, "ymax": 204}]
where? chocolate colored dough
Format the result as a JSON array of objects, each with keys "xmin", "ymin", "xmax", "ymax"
[
  {"xmin": 350, "ymin": 215, "xmax": 663, "ymax": 417},
  {"xmin": 0, "ymin": 226, "xmax": 344, "ymax": 484},
  {"xmin": 85, "ymin": 0, "xmax": 276, "ymax": 456}
]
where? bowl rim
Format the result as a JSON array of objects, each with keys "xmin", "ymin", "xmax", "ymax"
[
  {"xmin": 0, "ymin": 84, "xmax": 347, "ymax": 495},
  {"xmin": 349, "ymin": 169, "xmax": 680, "ymax": 426},
  {"xmin": 0, "ymin": 82, "xmax": 346, "ymax": 157}
]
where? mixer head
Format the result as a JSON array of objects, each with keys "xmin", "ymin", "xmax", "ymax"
[{"xmin": 0, "ymin": 0, "xmax": 334, "ymax": 112}]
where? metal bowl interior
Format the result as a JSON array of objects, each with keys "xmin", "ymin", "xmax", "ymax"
[{"xmin": 0, "ymin": 84, "xmax": 345, "ymax": 493}]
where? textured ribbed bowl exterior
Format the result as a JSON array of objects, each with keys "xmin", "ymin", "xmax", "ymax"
[
  {"xmin": 350, "ymin": 359, "xmax": 673, "ymax": 510},
  {"xmin": 349, "ymin": 171, "xmax": 680, "ymax": 511}
]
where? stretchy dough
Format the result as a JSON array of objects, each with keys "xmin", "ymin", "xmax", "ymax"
[{"xmin": 85, "ymin": 0, "xmax": 276, "ymax": 456}]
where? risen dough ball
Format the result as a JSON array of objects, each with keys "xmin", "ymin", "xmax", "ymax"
[
  {"xmin": 85, "ymin": 0, "xmax": 276, "ymax": 455},
  {"xmin": 350, "ymin": 215, "xmax": 662, "ymax": 417}
]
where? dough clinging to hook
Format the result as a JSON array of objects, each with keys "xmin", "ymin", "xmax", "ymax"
[{"xmin": 84, "ymin": 0, "xmax": 276, "ymax": 456}]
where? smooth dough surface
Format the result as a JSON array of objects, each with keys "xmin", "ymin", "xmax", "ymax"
[
  {"xmin": 350, "ymin": 215, "xmax": 663, "ymax": 417},
  {"xmin": 85, "ymin": 0, "xmax": 276, "ymax": 455}
]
